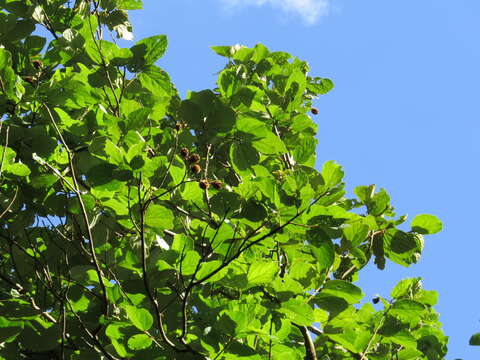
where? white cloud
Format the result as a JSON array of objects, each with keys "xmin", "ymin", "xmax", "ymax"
[{"xmin": 219, "ymin": 0, "xmax": 330, "ymax": 25}]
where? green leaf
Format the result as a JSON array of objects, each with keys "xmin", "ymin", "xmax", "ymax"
[
  {"xmin": 343, "ymin": 222, "xmax": 369, "ymax": 247},
  {"xmin": 247, "ymin": 261, "xmax": 277, "ymax": 285},
  {"xmin": 367, "ymin": 188, "xmax": 390, "ymax": 216},
  {"xmin": 144, "ymin": 205, "xmax": 174, "ymax": 230},
  {"xmin": 384, "ymin": 230, "xmax": 423, "ymax": 267},
  {"xmin": 321, "ymin": 160, "xmax": 344, "ymax": 188},
  {"xmin": 390, "ymin": 280, "xmax": 414, "ymax": 299},
  {"xmin": 125, "ymin": 306, "xmax": 153, "ymax": 331},
  {"xmin": 117, "ymin": 0, "xmax": 143, "ymax": 10},
  {"xmin": 0, "ymin": 317, "xmax": 23, "ymax": 343},
  {"xmin": 236, "ymin": 116, "xmax": 270, "ymax": 137},
  {"xmin": 325, "ymin": 328, "xmax": 371, "ymax": 354},
  {"xmin": 179, "ymin": 250, "xmax": 201, "ymax": 276},
  {"xmin": 354, "ymin": 184, "xmax": 376, "ymax": 202},
  {"xmin": 130, "ymin": 35, "xmax": 168, "ymax": 70},
  {"xmin": 85, "ymin": 40, "xmax": 121, "ymax": 65},
  {"xmin": 321, "ymin": 280, "xmax": 363, "ymax": 304},
  {"xmin": 414, "ymin": 289, "xmax": 438, "ymax": 306},
  {"xmin": 230, "ymin": 142, "xmax": 259, "ymax": 175},
  {"xmin": 127, "ymin": 333, "xmax": 152, "ymax": 350},
  {"xmin": 470, "ymin": 333, "xmax": 480, "ymax": 346},
  {"xmin": 89, "ymin": 137, "xmax": 125, "ymax": 165},
  {"xmin": 390, "ymin": 299, "xmax": 425, "ymax": 323},
  {"xmin": 411, "ymin": 214, "xmax": 443, "ymax": 234},
  {"xmin": 308, "ymin": 77, "xmax": 334, "ymax": 95},
  {"xmin": 271, "ymin": 344, "xmax": 302, "ymax": 360},
  {"xmin": 390, "ymin": 278, "xmax": 421, "ymax": 299},
  {"xmin": 277, "ymin": 298, "xmax": 314, "ymax": 326},
  {"xmin": 205, "ymin": 102, "xmax": 236, "ymax": 133},
  {"xmin": 6, "ymin": 163, "xmax": 30, "ymax": 177},
  {"xmin": 138, "ymin": 65, "xmax": 172, "ymax": 98},
  {"xmin": 252, "ymin": 132, "xmax": 287, "ymax": 155},
  {"xmin": 309, "ymin": 239, "xmax": 335, "ymax": 271},
  {"xmin": 196, "ymin": 260, "xmax": 228, "ymax": 283},
  {"xmin": 211, "ymin": 45, "xmax": 232, "ymax": 58},
  {"xmin": 24, "ymin": 35, "xmax": 46, "ymax": 55}
]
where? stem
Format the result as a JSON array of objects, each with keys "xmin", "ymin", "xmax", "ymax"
[
  {"xmin": 360, "ymin": 303, "xmax": 391, "ymax": 360},
  {"xmin": 0, "ymin": 124, "xmax": 10, "ymax": 183},
  {"xmin": 192, "ymin": 192, "xmax": 326, "ymax": 286},
  {"xmin": 296, "ymin": 324, "xmax": 317, "ymax": 360},
  {"xmin": 137, "ymin": 176, "xmax": 180, "ymax": 351},
  {"xmin": 0, "ymin": 186, "xmax": 18, "ymax": 220},
  {"xmin": 43, "ymin": 105, "xmax": 109, "ymax": 316}
]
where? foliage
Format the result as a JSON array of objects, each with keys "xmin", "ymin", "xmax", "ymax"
[{"xmin": 0, "ymin": 1, "xmax": 449, "ymax": 359}]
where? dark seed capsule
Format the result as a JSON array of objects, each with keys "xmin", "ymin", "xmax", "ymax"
[
  {"xmin": 175, "ymin": 121, "xmax": 187, "ymax": 131},
  {"xmin": 180, "ymin": 147, "xmax": 189, "ymax": 158},
  {"xmin": 23, "ymin": 76, "xmax": 34, "ymax": 84},
  {"xmin": 372, "ymin": 296, "xmax": 380, "ymax": 304},
  {"xmin": 32, "ymin": 60, "xmax": 43, "ymax": 69},
  {"xmin": 188, "ymin": 153, "xmax": 201, "ymax": 164},
  {"xmin": 190, "ymin": 164, "xmax": 201, "ymax": 174},
  {"xmin": 311, "ymin": 107, "xmax": 319, "ymax": 115},
  {"xmin": 199, "ymin": 179, "xmax": 210, "ymax": 189},
  {"xmin": 211, "ymin": 180, "xmax": 223, "ymax": 190}
]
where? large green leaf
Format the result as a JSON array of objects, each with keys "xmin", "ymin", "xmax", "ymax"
[
  {"xmin": 343, "ymin": 222, "xmax": 369, "ymax": 247},
  {"xmin": 130, "ymin": 35, "xmax": 168, "ymax": 70},
  {"xmin": 125, "ymin": 306, "xmax": 153, "ymax": 331},
  {"xmin": 322, "ymin": 280, "xmax": 363, "ymax": 304},
  {"xmin": 470, "ymin": 333, "xmax": 480, "ymax": 346},
  {"xmin": 411, "ymin": 214, "xmax": 443, "ymax": 235},
  {"xmin": 277, "ymin": 299, "xmax": 314, "ymax": 326},
  {"xmin": 230, "ymin": 142, "xmax": 259, "ymax": 175},
  {"xmin": 247, "ymin": 261, "xmax": 277, "ymax": 286},
  {"xmin": 117, "ymin": 0, "xmax": 143, "ymax": 10},
  {"xmin": 127, "ymin": 333, "xmax": 152, "ymax": 350},
  {"xmin": 145, "ymin": 205, "xmax": 174, "ymax": 230}
]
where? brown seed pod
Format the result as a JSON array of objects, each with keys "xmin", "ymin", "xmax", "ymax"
[
  {"xmin": 190, "ymin": 164, "xmax": 201, "ymax": 174},
  {"xmin": 175, "ymin": 121, "xmax": 187, "ymax": 131},
  {"xmin": 23, "ymin": 76, "xmax": 35, "ymax": 84},
  {"xmin": 188, "ymin": 153, "xmax": 201, "ymax": 164},
  {"xmin": 32, "ymin": 60, "xmax": 43, "ymax": 70},
  {"xmin": 211, "ymin": 180, "xmax": 223, "ymax": 190},
  {"xmin": 311, "ymin": 107, "xmax": 319, "ymax": 115},
  {"xmin": 199, "ymin": 179, "xmax": 210, "ymax": 190},
  {"xmin": 180, "ymin": 147, "xmax": 189, "ymax": 159}
]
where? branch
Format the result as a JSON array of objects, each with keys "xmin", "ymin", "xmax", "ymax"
[
  {"xmin": 43, "ymin": 105, "xmax": 109, "ymax": 316},
  {"xmin": 137, "ymin": 176, "xmax": 180, "ymax": 351},
  {"xmin": 0, "ymin": 185, "xmax": 18, "ymax": 219},
  {"xmin": 203, "ymin": 144, "xmax": 213, "ymax": 217},
  {"xmin": 0, "ymin": 124, "xmax": 10, "ymax": 183},
  {"xmin": 192, "ymin": 192, "xmax": 326, "ymax": 286},
  {"xmin": 360, "ymin": 303, "xmax": 391, "ymax": 360},
  {"xmin": 158, "ymin": 131, "xmax": 179, "ymax": 189},
  {"xmin": 88, "ymin": 12, "xmax": 121, "ymax": 116},
  {"xmin": 295, "ymin": 324, "xmax": 317, "ymax": 360}
]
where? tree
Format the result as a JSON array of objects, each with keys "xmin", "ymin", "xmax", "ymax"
[{"xmin": 0, "ymin": 1, "xmax": 449, "ymax": 359}]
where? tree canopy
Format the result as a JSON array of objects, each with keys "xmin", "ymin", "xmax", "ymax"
[{"xmin": 0, "ymin": 1, "xmax": 452, "ymax": 359}]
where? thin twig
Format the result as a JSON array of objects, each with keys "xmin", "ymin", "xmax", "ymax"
[
  {"xmin": 137, "ymin": 175, "xmax": 180, "ymax": 351},
  {"xmin": 0, "ymin": 124, "xmax": 10, "ymax": 182},
  {"xmin": 360, "ymin": 303, "xmax": 391, "ymax": 360},
  {"xmin": 158, "ymin": 131, "xmax": 179, "ymax": 189},
  {"xmin": 43, "ymin": 104, "xmax": 109, "ymax": 316},
  {"xmin": 203, "ymin": 144, "xmax": 213, "ymax": 217},
  {"xmin": 192, "ymin": 192, "xmax": 326, "ymax": 286},
  {"xmin": 0, "ymin": 185, "xmax": 18, "ymax": 219},
  {"xmin": 88, "ymin": 13, "xmax": 121, "ymax": 115}
]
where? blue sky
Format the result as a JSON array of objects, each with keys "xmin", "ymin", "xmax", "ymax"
[{"xmin": 127, "ymin": 1, "xmax": 480, "ymax": 358}]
